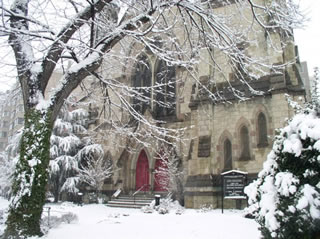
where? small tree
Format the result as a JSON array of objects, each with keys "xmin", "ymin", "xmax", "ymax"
[
  {"xmin": 77, "ymin": 144, "xmax": 113, "ymax": 202},
  {"xmin": 48, "ymin": 102, "xmax": 88, "ymax": 202},
  {"xmin": 245, "ymin": 69, "xmax": 320, "ymax": 239},
  {"xmin": 154, "ymin": 144, "xmax": 184, "ymax": 205}
]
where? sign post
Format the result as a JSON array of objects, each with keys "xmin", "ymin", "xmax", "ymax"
[{"xmin": 221, "ymin": 170, "xmax": 247, "ymax": 213}]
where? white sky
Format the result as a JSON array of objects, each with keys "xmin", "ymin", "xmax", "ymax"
[{"xmin": 294, "ymin": 0, "xmax": 320, "ymax": 76}]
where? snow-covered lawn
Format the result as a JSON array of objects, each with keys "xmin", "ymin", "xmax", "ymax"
[{"xmin": 0, "ymin": 198, "xmax": 261, "ymax": 239}]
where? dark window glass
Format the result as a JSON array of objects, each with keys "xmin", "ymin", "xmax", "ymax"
[
  {"xmin": 258, "ymin": 112, "xmax": 268, "ymax": 147},
  {"xmin": 239, "ymin": 126, "xmax": 250, "ymax": 160},
  {"xmin": 224, "ymin": 139, "xmax": 232, "ymax": 170}
]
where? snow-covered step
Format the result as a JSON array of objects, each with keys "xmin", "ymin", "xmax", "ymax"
[
  {"xmin": 117, "ymin": 196, "xmax": 154, "ymax": 201},
  {"xmin": 106, "ymin": 203, "xmax": 144, "ymax": 209},
  {"xmin": 111, "ymin": 199, "xmax": 153, "ymax": 204},
  {"xmin": 107, "ymin": 199, "xmax": 152, "ymax": 205},
  {"xmin": 106, "ymin": 202, "xmax": 150, "ymax": 209},
  {"xmin": 106, "ymin": 195, "xmax": 154, "ymax": 209}
]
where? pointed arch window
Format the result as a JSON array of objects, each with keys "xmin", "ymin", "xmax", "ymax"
[
  {"xmin": 154, "ymin": 59, "xmax": 176, "ymax": 118},
  {"xmin": 132, "ymin": 55, "xmax": 152, "ymax": 114},
  {"xmin": 224, "ymin": 138, "xmax": 232, "ymax": 171},
  {"xmin": 239, "ymin": 125, "xmax": 251, "ymax": 161},
  {"xmin": 257, "ymin": 112, "xmax": 268, "ymax": 147}
]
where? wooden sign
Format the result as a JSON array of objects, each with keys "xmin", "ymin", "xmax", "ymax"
[{"xmin": 221, "ymin": 170, "xmax": 248, "ymax": 213}]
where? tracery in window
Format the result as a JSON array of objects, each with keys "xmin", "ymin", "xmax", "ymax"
[{"xmin": 132, "ymin": 55, "xmax": 152, "ymax": 114}]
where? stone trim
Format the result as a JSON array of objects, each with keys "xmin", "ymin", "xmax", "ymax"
[
  {"xmin": 188, "ymin": 74, "xmax": 305, "ymax": 110},
  {"xmin": 184, "ymin": 191, "xmax": 221, "ymax": 197},
  {"xmin": 185, "ymin": 174, "xmax": 215, "ymax": 187},
  {"xmin": 185, "ymin": 173, "xmax": 258, "ymax": 188}
]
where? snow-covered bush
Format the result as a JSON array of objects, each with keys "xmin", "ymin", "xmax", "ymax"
[
  {"xmin": 158, "ymin": 206, "xmax": 169, "ymax": 215},
  {"xmin": 0, "ymin": 130, "xmax": 22, "ymax": 198},
  {"xmin": 41, "ymin": 212, "xmax": 78, "ymax": 233},
  {"xmin": 197, "ymin": 204, "xmax": 214, "ymax": 213},
  {"xmin": 245, "ymin": 69, "xmax": 320, "ymax": 239},
  {"xmin": 0, "ymin": 209, "xmax": 7, "ymax": 236},
  {"xmin": 0, "ymin": 154, "xmax": 15, "ymax": 198},
  {"xmin": 60, "ymin": 212, "xmax": 78, "ymax": 224},
  {"xmin": 141, "ymin": 205, "xmax": 154, "ymax": 214},
  {"xmin": 175, "ymin": 205, "xmax": 185, "ymax": 215},
  {"xmin": 154, "ymin": 196, "xmax": 185, "ymax": 215}
]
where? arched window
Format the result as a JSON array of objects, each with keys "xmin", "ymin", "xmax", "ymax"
[
  {"xmin": 224, "ymin": 139, "xmax": 232, "ymax": 171},
  {"xmin": 257, "ymin": 112, "xmax": 268, "ymax": 147},
  {"xmin": 132, "ymin": 55, "xmax": 152, "ymax": 114},
  {"xmin": 154, "ymin": 59, "xmax": 176, "ymax": 118},
  {"xmin": 239, "ymin": 125, "xmax": 251, "ymax": 161}
]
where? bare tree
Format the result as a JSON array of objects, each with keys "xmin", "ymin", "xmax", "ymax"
[
  {"xmin": 154, "ymin": 143, "xmax": 184, "ymax": 205},
  {"xmin": 0, "ymin": 0, "xmax": 304, "ymax": 237},
  {"xmin": 77, "ymin": 146, "xmax": 113, "ymax": 202}
]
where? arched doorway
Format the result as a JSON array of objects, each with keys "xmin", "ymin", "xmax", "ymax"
[{"xmin": 135, "ymin": 150, "xmax": 150, "ymax": 191}]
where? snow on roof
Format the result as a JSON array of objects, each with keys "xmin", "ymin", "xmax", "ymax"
[{"xmin": 221, "ymin": 170, "xmax": 248, "ymax": 175}]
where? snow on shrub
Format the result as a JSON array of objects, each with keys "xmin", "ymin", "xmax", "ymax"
[
  {"xmin": 41, "ymin": 212, "xmax": 78, "ymax": 234},
  {"xmin": 0, "ymin": 130, "xmax": 22, "ymax": 198},
  {"xmin": 197, "ymin": 204, "xmax": 214, "ymax": 213},
  {"xmin": 0, "ymin": 209, "xmax": 7, "ymax": 235},
  {"xmin": 141, "ymin": 205, "xmax": 154, "ymax": 214},
  {"xmin": 245, "ymin": 106, "xmax": 320, "ymax": 239},
  {"xmin": 146, "ymin": 197, "xmax": 185, "ymax": 215}
]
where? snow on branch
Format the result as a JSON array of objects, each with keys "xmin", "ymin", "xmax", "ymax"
[{"xmin": 77, "ymin": 144, "xmax": 113, "ymax": 193}]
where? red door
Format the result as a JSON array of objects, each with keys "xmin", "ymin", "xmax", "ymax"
[
  {"xmin": 154, "ymin": 157, "xmax": 168, "ymax": 191},
  {"xmin": 135, "ymin": 150, "xmax": 149, "ymax": 191}
]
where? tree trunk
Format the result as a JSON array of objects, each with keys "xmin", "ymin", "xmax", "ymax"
[
  {"xmin": 3, "ymin": 109, "xmax": 53, "ymax": 238},
  {"xmin": 53, "ymin": 185, "xmax": 59, "ymax": 203}
]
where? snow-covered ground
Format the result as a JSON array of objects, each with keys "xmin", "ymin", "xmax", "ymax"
[{"xmin": 0, "ymin": 198, "xmax": 261, "ymax": 239}]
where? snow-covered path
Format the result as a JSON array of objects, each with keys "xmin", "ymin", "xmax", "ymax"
[{"xmin": 0, "ymin": 198, "xmax": 261, "ymax": 239}]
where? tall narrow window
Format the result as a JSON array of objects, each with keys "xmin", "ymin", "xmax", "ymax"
[
  {"xmin": 224, "ymin": 139, "xmax": 232, "ymax": 171},
  {"xmin": 257, "ymin": 112, "xmax": 268, "ymax": 147},
  {"xmin": 132, "ymin": 56, "xmax": 152, "ymax": 114},
  {"xmin": 239, "ymin": 126, "xmax": 250, "ymax": 161},
  {"xmin": 154, "ymin": 60, "xmax": 176, "ymax": 118}
]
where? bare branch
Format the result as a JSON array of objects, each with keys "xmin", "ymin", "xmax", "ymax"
[{"xmin": 40, "ymin": 0, "xmax": 112, "ymax": 95}]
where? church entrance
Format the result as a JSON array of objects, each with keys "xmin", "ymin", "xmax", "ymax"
[{"xmin": 135, "ymin": 150, "xmax": 150, "ymax": 191}]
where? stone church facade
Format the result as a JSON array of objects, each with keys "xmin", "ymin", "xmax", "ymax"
[{"xmin": 84, "ymin": 2, "xmax": 307, "ymax": 209}]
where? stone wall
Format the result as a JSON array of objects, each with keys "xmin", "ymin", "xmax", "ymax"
[
  {"xmin": 184, "ymin": 85, "xmax": 305, "ymax": 208},
  {"xmin": 78, "ymin": 1, "xmax": 307, "ymax": 209}
]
